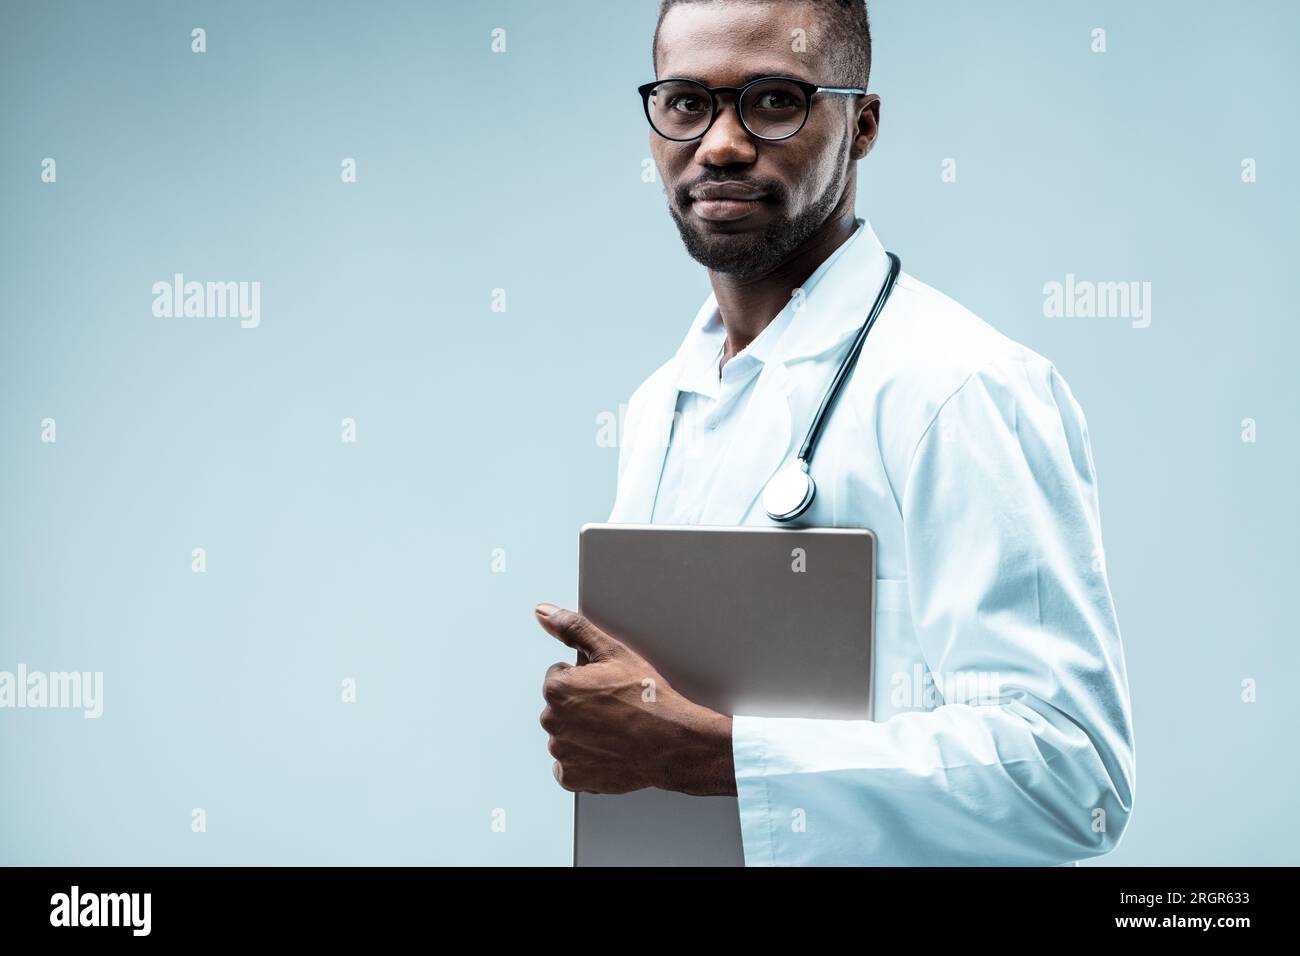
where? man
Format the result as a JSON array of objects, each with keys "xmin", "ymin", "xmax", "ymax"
[{"xmin": 536, "ymin": 0, "xmax": 1135, "ymax": 866}]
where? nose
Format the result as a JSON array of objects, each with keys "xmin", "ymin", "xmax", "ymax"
[{"xmin": 694, "ymin": 94, "xmax": 757, "ymax": 167}]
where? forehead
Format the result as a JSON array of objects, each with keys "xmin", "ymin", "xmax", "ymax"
[{"xmin": 655, "ymin": 1, "xmax": 827, "ymax": 85}]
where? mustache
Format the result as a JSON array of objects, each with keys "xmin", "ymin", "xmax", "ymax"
[{"xmin": 673, "ymin": 173, "xmax": 785, "ymax": 207}]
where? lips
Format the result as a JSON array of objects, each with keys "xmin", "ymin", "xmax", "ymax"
[
  {"xmin": 690, "ymin": 182, "xmax": 767, "ymax": 201},
  {"xmin": 689, "ymin": 182, "xmax": 768, "ymax": 222}
]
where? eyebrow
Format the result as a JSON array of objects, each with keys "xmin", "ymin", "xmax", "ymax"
[{"xmin": 668, "ymin": 69, "xmax": 814, "ymax": 87}]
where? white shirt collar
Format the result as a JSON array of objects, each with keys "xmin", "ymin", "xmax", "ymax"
[{"xmin": 672, "ymin": 217, "xmax": 885, "ymax": 395}]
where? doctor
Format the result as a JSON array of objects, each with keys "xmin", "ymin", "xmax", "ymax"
[{"xmin": 536, "ymin": 0, "xmax": 1135, "ymax": 866}]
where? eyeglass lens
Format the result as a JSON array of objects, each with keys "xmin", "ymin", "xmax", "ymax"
[{"xmin": 646, "ymin": 78, "xmax": 810, "ymax": 140}]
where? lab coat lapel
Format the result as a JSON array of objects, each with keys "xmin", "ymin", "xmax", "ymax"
[
  {"xmin": 697, "ymin": 219, "xmax": 892, "ymax": 526},
  {"xmin": 607, "ymin": 366, "xmax": 679, "ymax": 523},
  {"xmin": 612, "ymin": 219, "xmax": 892, "ymax": 527},
  {"xmin": 697, "ymin": 360, "xmax": 795, "ymax": 525},
  {"xmin": 609, "ymin": 288, "xmax": 724, "ymax": 524}
]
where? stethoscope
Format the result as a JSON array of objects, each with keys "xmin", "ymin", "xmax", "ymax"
[{"xmin": 762, "ymin": 251, "xmax": 901, "ymax": 522}]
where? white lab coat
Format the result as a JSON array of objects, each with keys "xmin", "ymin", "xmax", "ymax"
[{"xmin": 607, "ymin": 219, "xmax": 1136, "ymax": 865}]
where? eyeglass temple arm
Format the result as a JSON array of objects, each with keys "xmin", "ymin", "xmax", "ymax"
[{"xmin": 816, "ymin": 86, "xmax": 868, "ymax": 96}]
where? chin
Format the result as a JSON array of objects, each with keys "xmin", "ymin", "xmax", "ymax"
[
  {"xmin": 695, "ymin": 242, "xmax": 772, "ymax": 275},
  {"xmin": 670, "ymin": 208, "xmax": 782, "ymax": 276}
]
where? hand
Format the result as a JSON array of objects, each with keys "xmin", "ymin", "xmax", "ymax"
[{"xmin": 536, "ymin": 603, "xmax": 736, "ymax": 796}]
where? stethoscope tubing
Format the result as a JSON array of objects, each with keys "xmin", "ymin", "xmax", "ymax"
[{"xmin": 794, "ymin": 251, "xmax": 901, "ymax": 465}]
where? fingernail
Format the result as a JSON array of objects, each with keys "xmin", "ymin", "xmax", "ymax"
[{"xmin": 535, "ymin": 603, "xmax": 559, "ymax": 617}]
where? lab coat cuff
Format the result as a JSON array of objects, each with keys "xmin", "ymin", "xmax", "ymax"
[{"xmin": 732, "ymin": 714, "xmax": 778, "ymax": 866}]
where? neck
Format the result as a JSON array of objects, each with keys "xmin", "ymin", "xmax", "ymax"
[{"xmin": 710, "ymin": 205, "xmax": 858, "ymax": 368}]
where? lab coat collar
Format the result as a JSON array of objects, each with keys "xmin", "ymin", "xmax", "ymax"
[
  {"xmin": 673, "ymin": 216, "xmax": 888, "ymax": 373},
  {"xmin": 609, "ymin": 217, "xmax": 894, "ymax": 526}
]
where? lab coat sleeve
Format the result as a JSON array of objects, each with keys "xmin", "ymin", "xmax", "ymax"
[{"xmin": 731, "ymin": 355, "xmax": 1136, "ymax": 865}]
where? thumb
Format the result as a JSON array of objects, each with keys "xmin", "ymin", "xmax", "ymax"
[{"xmin": 535, "ymin": 604, "xmax": 622, "ymax": 662}]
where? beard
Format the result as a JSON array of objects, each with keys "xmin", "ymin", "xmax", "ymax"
[{"xmin": 667, "ymin": 135, "xmax": 849, "ymax": 278}]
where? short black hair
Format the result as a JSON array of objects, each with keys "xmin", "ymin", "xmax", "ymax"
[{"xmin": 653, "ymin": 0, "xmax": 872, "ymax": 88}]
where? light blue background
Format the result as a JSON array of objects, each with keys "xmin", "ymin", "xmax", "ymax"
[{"xmin": 1, "ymin": 0, "xmax": 1296, "ymax": 865}]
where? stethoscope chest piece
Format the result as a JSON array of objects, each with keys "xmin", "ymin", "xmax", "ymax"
[
  {"xmin": 763, "ymin": 459, "xmax": 816, "ymax": 522},
  {"xmin": 758, "ymin": 251, "xmax": 901, "ymax": 525}
]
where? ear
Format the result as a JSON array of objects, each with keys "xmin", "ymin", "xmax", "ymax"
[{"xmin": 850, "ymin": 94, "xmax": 881, "ymax": 161}]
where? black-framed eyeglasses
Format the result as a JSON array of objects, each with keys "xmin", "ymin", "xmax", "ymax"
[{"xmin": 638, "ymin": 75, "xmax": 867, "ymax": 142}]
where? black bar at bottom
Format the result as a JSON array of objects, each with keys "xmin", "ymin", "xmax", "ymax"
[{"xmin": 0, "ymin": 866, "xmax": 1280, "ymax": 941}]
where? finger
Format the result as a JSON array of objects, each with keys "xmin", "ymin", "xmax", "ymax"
[
  {"xmin": 543, "ymin": 661, "xmax": 571, "ymax": 698},
  {"xmin": 539, "ymin": 705, "xmax": 559, "ymax": 734},
  {"xmin": 534, "ymin": 604, "xmax": 622, "ymax": 663}
]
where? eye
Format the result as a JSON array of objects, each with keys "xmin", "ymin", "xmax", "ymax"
[
  {"xmin": 753, "ymin": 91, "xmax": 798, "ymax": 110},
  {"xmin": 667, "ymin": 94, "xmax": 709, "ymax": 114}
]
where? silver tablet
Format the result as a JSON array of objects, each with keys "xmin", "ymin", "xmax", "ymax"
[{"xmin": 573, "ymin": 523, "xmax": 876, "ymax": 867}]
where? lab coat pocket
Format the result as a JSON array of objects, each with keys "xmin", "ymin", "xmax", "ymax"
[
  {"xmin": 872, "ymin": 578, "xmax": 918, "ymax": 721},
  {"xmin": 874, "ymin": 577, "xmax": 910, "ymax": 613}
]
